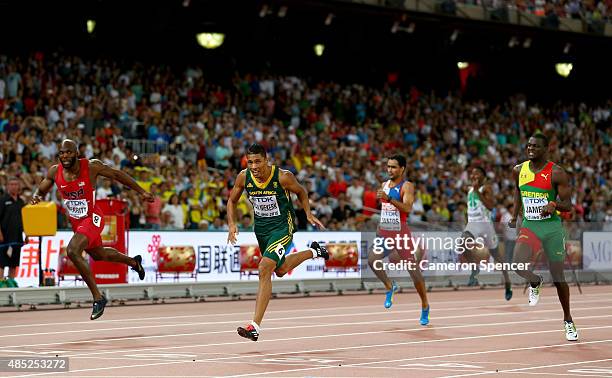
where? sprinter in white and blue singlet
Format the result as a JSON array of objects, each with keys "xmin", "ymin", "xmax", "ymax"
[{"xmin": 367, "ymin": 155, "xmax": 430, "ymax": 326}]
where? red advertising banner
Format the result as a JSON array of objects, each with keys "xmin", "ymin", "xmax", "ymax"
[{"xmin": 91, "ymin": 199, "xmax": 129, "ymax": 284}]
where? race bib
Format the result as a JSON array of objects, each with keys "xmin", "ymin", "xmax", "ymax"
[
  {"xmin": 467, "ymin": 207, "xmax": 483, "ymax": 219},
  {"xmin": 92, "ymin": 213, "xmax": 102, "ymax": 227},
  {"xmin": 250, "ymin": 195, "xmax": 281, "ymax": 218},
  {"xmin": 522, "ymin": 197, "xmax": 551, "ymax": 221},
  {"xmin": 274, "ymin": 243, "xmax": 285, "ymax": 259},
  {"xmin": 379, "ymin": 202, "xmax": 401, "ymax": 231},
  {"xmin": 65, "ymin": 199, "xmax": 89, "ymax": 219}
]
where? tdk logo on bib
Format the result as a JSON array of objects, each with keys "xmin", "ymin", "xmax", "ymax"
[
  {"xmin": 250, "ymin": 196, "xmax": 281, "ymax": 217},
  {"xmin": 524, "ymin": 197, "xmax": 547, "ymax": 205}
]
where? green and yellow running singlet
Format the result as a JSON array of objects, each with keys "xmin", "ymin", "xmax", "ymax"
[
  {"xmin": 517, "ymin": 161, "xmax": 566, "ymax": 261},
  {"xmin": 519, "ymin": 161, "xmax": 560, "ymax": 224},
  {"xmin": 245, "ymin": 166, "xmax": 296, "ymax": 268}
]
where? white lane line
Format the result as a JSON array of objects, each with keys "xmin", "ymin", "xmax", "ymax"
[
  {"xmin": 0, "ymin": 296, "xmax": 497, "ymax": 329},
  {"xmin": 7, "ymin": 333, "xmax": 612, "ymax": 377},
  {"xmin": 355, "ymin": 365, "xmax": 485, "ymax": 372},
  {"xmin": 2, "ymin": 295, "xmax": 610, "ymax": 330},
  {"xmin": 439, "ymin": 358, "xmax": 612, "ymax": 378},
  {"xmin": 3, "ymin": 301, "xmax": 612, "ymax": 342},
  {"xmin": 225, "ymin": 339, "xmax": 612, "ymax": 377},
  {"xmin": 504, "ymin": 372, "xmax": 612, "ymax": 377},
  {"xmin": 436, "ymin": 360, "xmax": 531, "ymax": 366},
  {"xmin": 60, "ymin": 323, "xmax": 612, "ymax": 361},
  {"xmin": 4, "ymin": 306, "xmax": 612, "ymax": 351}
]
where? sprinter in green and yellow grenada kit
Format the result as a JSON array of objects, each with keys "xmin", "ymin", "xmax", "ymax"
[
  {"xmin": 227, "ymin": 143, "xmax": 329, "ymax": 342},
  {"xmin": 509, "ymin": 133, "xmax": 578, "ymax": 341}
]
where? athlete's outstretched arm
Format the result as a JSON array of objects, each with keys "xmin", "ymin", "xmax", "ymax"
[
  {"xmin": 509, "ymin": 165, "xmax": 522, "ymax": 228},
  {"xmin": 280, "ymin": 170, "xmax": 325, "ymax": 230},
  {"xmin": 480, "ymin": 185, "xmax": 496, "ymax": 211},
  {"xmin": 227, "ymin": 171, "xmax": 246, "ymax": 244},
  {"xmin": 89, "ymin": 160, "xmax": 154, "ymax": 202},
  {"xmin": 31, "ymin": 165, "xmax": 58, "ymax": 204},
  {"xmin": 542, "ymin": 165, "xmax": 572, "ymax": 216}
]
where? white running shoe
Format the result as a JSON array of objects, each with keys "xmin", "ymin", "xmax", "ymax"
[
  {"xmin": 564, "ymin": 321, "xmax": 578, "ymax": 341},
  {"xmin": 528, "ymin": 276, "xmax": 543, "ymax": 306}
]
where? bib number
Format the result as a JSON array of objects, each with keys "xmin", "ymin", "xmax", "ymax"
[
  {"xmin": 92, "ymin": 213, "xmax": 102, "ymax": 227},
  {"xmin": 274, "ymin": 243, "xmax": 285, "ymax": 259}
]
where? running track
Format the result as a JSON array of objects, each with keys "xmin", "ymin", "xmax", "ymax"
[{"xmin": 1, "ymin": 285, "xmax": 611, "ymax": 377}]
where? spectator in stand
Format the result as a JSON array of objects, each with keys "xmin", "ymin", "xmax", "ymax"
[
  {"xmin": 162, "ymin": 194, "xmax": 185, "ymax": 230},
  {"xmin": 96, "ymin": 178, "xmax": 114, "ymax": 199},
  {"xmin": 347, "ymin": 178, "xmax": 365, "ymax": 211},
  {"xmin": 145, "ymin": 183, "xmax": 162, "ymax": 230}
]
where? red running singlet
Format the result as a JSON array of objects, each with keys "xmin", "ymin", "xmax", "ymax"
[{"xmin": 55, "ymin": 159, "xmax": 105, "ymax": 250}]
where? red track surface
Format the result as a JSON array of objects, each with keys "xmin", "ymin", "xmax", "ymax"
[{"xmin": 1, "ymin": 285, "xmax": 611, "ymax": 377}]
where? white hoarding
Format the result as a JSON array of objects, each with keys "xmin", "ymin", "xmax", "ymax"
[
  {"xmin": 13, "ymin": 232, "xmax": 73, "ymax": 288},
  {"xmin": 11, "ymin": 230, "xmax": 524, "ymax": 287},
  {"xmin": 582, "ymin": 232, "xmax": 612, "ymax": 272},
  {"xmin": 126, "ymin": 231, "xmax": 363, "ymax": 283}
]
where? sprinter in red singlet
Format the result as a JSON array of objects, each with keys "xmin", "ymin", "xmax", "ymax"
[{"xmin": 31, "ymin": 139, "xmax": 154, "ymax": 320}]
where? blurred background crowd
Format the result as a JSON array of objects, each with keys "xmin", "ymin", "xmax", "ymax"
[
  {"xmin": 0, "ymin": 52, "xmax": 610, "ymax": 233},
  {"xmin": 457, "ymin": 0, "xmax": 611, "ymax": 22}
]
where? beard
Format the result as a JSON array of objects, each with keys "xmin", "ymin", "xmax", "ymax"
[{"xmin": 61, "ymin": 157, "xmax": 78, "ymax": 169}]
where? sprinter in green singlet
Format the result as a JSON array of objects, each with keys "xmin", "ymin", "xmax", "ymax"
[
  {"xmin": 509, "ymin": 133, "xmax": 578, "ymax": 341},
  {"xmin": 227, "ymin": 144, "xmax": 329, "ymax": 341}
]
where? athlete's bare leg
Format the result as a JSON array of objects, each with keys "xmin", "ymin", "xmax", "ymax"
[
  {"xmin": 275, "ymin": 249, "xmax": 314, "ymax": 277},
  {"xmin": 87, "ymin": 246, "xmax": 138, "ymax": 268},
  {"xmin": 253, "ymin": 257, "xmax": 276, "ymax": 325},
  {"xmin": 368, "ymin": 248, "xmax": 393, "ymax": 290},
  {"xmin": 66, "ymin": 233, "xmax": 102, "ymax": 300}
]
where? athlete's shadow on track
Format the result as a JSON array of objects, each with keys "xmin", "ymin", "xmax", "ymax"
[
  {"xmin": 58, "ymin": 335, "xmax": 155, "ymax": 350},
  {"xmin": 387, "ymin": 327, "xmax": 440, "ymax": 339},
  {"xmin": 480, "ymin": 305, "xmax": 524, "ymax": 312}
]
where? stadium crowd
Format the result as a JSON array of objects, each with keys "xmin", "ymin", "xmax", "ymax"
[
  {"xmin": 456, "ymin": 0, "xmax": 611, "ymax": 23},
  {"xmin": 0, "ymin": 52, "xmax": 610, "ymax": 234}
]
